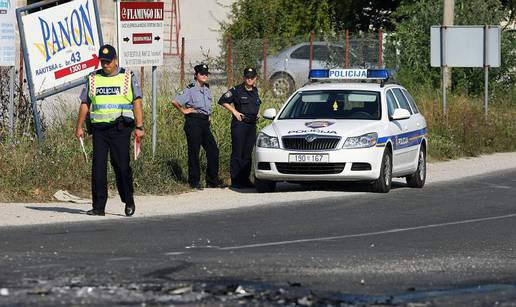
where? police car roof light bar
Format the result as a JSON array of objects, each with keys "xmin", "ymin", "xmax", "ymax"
[
  {"xmin": 308, "ymin": 69, "xmax": 330, "ymax": 79},
  {"xmin": 367, "ymin": 69, "xmax": 390, "ymax": 79},
  {"xmin": 308, "ymin": 69, "xmax": 391, "ymax": 81}
]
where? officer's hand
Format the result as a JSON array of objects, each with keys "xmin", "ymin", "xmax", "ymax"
[
  {"xmin": 233, "ymin": 111, "xmax": 244, "ymax": 121},
  {"xmin": 182, "ymin": 107, "xmax": 197, "ymax": 115},
  {"xmin": 135, "ymin": 128, "xmax": 145, "ymax": 139},
  {"xmin": 75, "ymin": 127, "xmax": 84, "ymax": 139}
]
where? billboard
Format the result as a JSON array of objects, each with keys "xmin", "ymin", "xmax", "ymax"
[
  {"xmin": 117, "ymin": 1, "xmax": 164, "ymax": 67},
  {"xmin": 17, "ymin": 0, "xmax": 103, "ymax": 99},
  {"xmin": 430, "ymin": 26, "xmax": 501, "ymax": 68},
  {"xmin": 0, "ymin": 0, "xmax": 16, "ymax": 66}
]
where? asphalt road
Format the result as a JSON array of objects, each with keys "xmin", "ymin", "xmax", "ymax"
[{"xmin": 1, "ymin": 170, "xmax": 516, "ymax": 306}]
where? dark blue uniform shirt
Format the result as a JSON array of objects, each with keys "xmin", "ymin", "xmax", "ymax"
[{"xmin": 218, "ymin": 83, "xmax": 261, "ymax": 117}]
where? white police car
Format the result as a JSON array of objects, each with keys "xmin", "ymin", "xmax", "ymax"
[{"xmin": 254, "ymin": 69, "xmax": 427, "ymax": 193}]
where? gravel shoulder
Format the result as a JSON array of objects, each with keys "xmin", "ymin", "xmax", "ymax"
[{"xmin": 1, "ymin": 152, "xmax": 515, "ymax": 228}]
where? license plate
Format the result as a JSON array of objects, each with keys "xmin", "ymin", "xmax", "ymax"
[{"xmin": 288, "ymin": 154, "xmax": 329, "ymax": 163}]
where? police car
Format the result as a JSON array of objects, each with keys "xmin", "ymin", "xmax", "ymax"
[{"xmin": 254, "ymin": 69, "xmax": 427, "ymax": 193}]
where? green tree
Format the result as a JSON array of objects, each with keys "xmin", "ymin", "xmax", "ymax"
[
  {"xmin": 222, "ymin": 0, "xmax": 332, "ymax": 42},
  {"xmin": 330, "ymin": 0, "xmax": 402, "ymax": 32},
  {"xmin": 385, "ymin": 0, "xmax": 515, "ymax": 95}
]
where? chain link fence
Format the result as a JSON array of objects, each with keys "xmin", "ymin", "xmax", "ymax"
[
  {"xmin": 174, "ymin": 31, "xmax": 384, "ymax": 98},
  {"xmin": 0, "ymin": 31, "xmax": 383, "ymax": 141}
]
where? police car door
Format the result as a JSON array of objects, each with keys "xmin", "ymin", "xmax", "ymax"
[
  {"xmin": 386, "ymin": 89, "xmax": 405, "ymax": 175},
  {"xmin": 401, "ymin": 88, "xmax": 427, "ymax": 167},
  {"xmin": 390, "ymin": 88, "xmax": 420, "ymax": 173}
]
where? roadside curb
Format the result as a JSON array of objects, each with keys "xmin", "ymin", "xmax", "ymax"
[{"xmin": 1, "ymin": 152, "xmax": 515, "ymax": 228}]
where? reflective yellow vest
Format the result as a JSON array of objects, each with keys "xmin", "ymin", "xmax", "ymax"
[{"xmin": 88, "ymin": 69, "xmax": 134, "ymax": 124}]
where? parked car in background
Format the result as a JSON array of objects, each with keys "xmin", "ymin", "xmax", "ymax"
[{"xmin": 264, "ymin": 42, "xmax": 372, "ymax": 97}]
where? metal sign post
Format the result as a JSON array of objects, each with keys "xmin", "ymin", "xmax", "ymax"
[
  {"xmin": 8, "ymin": 66, "xmax": 14, "ymax": 141},
  {"xmin": 152, "ymin": 65, "xmax": 157, "ymax": 156},
  {"xmin": 440, "ymin": 26, "xmax": 447, "ymax": 114},
  {"xmin": 483, "ymin": 25, "xmax": 489, "ymax": 117},
  {"xmin": 117, "ymin": 1, "xmax": 164, "ymax": 157}
]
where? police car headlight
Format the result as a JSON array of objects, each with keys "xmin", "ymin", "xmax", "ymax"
[
  {"xmin": 343, "ymin": 132, "xmax": 378, "ymax": 149},
  {"xmin": 257, "ymin": 133, "xmax": 279, "ymax": 148}
]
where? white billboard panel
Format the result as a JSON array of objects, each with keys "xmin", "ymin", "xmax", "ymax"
[
  {"xmin": 0, "ymin": 0, "xmax": 16, "ymax": 66},
  {"xmin": 117, "ymin": 1, "xmax": 164, "ymax": 67},
  {"xmin": 430, "ymin": 26, "xmax": 501, "ymax": 68},
  {"xmin": 19, "ymin": 0, "xmax": 103, "ymax": 97}
]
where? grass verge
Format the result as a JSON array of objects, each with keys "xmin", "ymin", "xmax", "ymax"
[{"xmin": 0, "ymin": 85, "xmax": 514, "ymax": 202}]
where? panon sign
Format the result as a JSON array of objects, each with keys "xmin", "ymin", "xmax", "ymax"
[{"xmin": 18, "ymin": 0, "xmax": 103, "ymax": 98}]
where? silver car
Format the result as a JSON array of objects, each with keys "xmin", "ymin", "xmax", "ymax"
[{"xmin": 265, "ymin": 42, "xmax": 369, "ymax": 97}]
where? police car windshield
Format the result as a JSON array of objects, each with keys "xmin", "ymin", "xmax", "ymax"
[{"xmin": 278, "ymin": 90, "xmax": 381, "ymax": 120}]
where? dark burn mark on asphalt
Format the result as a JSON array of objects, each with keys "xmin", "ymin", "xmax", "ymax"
[
  {"xmin": 144, "ymin": 261, "xmax": 194, "ymax": 280},
  {"xmin": 2, "ymin": 277, "xmax": 516, "ymax": 306}
]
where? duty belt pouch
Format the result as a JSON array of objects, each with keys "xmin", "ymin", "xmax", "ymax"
[
  {"xmin": 115, "ymin": 116, "xmax": 134, "ymax": 131},
  {"xmin": 115, "ymin": 116, "xmax": 125, "ymax": 131},
  {"xmin": 242, "ymin": 115, "xmax": 257, "ymax": 124}
]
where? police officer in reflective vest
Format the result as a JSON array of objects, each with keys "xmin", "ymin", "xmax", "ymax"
[
  {"xmin": 172, "ymin": 64, "xmax": 221, "ymax": 190},
  {"xmin": 75, "ymin": 44, "xmax": 144, "ymax": 216},
  {"xmin": 218, "ymin": 67, "xmax": 261, "ymax": 188}
]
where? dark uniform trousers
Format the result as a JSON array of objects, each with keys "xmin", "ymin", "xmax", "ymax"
[
  {"xmin": 231, "ymin": 118, "xmax": 257, "ymax": 184},
  {"xmin": 184, "ymin": 114, "xmax": 219, "ymax": 186},
  {"xmin": 91, "ymin": 125, "xmax": 134, "ymax": 211}
]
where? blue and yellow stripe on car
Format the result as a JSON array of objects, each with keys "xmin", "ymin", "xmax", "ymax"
[{"xmin": 376, "ymin": 128, "xmax": 427, "ymax": 150}]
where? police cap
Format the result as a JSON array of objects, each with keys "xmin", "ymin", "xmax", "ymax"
[
  {"xmin": 194, "ymin": 63, "xmax": 210, "ymax": 75},
  {"xmin": 98, "ymin": 44, "xmax": 117, "ymax": 61},
  {"xmin": 243, "ymin": 67, "xmax": 257, "ymax": 78}
]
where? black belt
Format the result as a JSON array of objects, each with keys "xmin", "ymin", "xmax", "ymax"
[
  {"xmin": 186, "ymin": 113, "xmax": 209, "ymax": 120},
  {"xmin": 241, "ymin": 114, "xmax": 258, "ymax": 124}
]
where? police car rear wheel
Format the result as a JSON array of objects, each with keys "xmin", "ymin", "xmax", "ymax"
[
  {"xmin": 406, "ymin": 145, "xmax": 426, "ymax": 188},
  {"xmin": 372, "ymin": 150, "xmax": 392, "ymax": 193},
  {"xmin": 254, "ymin": 177, "xmax": 276, "ymax": 193},
  {"xmin": 270, "ymin": 73, "xmax": 294, "ymax": 98}
]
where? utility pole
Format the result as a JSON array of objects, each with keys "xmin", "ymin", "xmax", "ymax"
[{"xmin": 443, "ymin": 0, "xmax": 454, "ymax": 89}]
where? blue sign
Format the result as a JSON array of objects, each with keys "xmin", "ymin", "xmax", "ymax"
[{"xmin": 0, "ymin": 0, "xmax": 16, "ymax": 66}]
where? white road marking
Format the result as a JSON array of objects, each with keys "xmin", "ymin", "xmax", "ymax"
[
  {"xmin": 217, "ymin": 213, "xmax": 516, "ymax": 251},
  {"xmin": 482, "ymin": 182, "xmax": 512, "ymax": 189},
  {"xmin": 107, "ymin": 257, "xmax": 133, "ymax": 261},
  {"xmin": 164, "ymin": 252, "xmax": 186, "ymax": 256}
]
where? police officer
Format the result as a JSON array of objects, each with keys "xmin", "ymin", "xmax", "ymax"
[
  {"xmin": 75, "ymin": 44, "xmax": 144, "ymax": 216},
  {"xmin": 172, "ymin": 64, "xmax": 221, "ymax": 190},
  {"xmin": 218, "ymin": 67, "xmax": 261, "ymax": 188}
]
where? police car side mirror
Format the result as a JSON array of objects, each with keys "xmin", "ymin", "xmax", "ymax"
[
  {"xmin": 263, "ymin": 108, "xmax": 277, "ymax": 120},
  {"xmin": 391, "ymin": 108, "xmax": 411, "ymax": 121}
]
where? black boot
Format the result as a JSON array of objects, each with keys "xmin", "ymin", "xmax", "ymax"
[
  {"xmin": 86, "ymin": 209, "xmax": 105, "ymax": 216},
  {"xmin": 125, "ymin": 202, "xmax": 135, "ymax": 216}
]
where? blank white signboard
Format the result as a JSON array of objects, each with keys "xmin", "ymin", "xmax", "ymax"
[{"xmin": 430, "ymin": 26, "xmax": 500, "ymax": 67}]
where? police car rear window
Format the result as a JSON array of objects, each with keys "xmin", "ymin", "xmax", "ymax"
[{"xmin": 278, "ymin": 90, "xmax": 381, "ymax": 120}]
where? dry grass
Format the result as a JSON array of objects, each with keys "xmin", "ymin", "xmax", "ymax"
[{"xmin": 0, "ymin": 85, "xmax": 513, "ymax": 202}]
